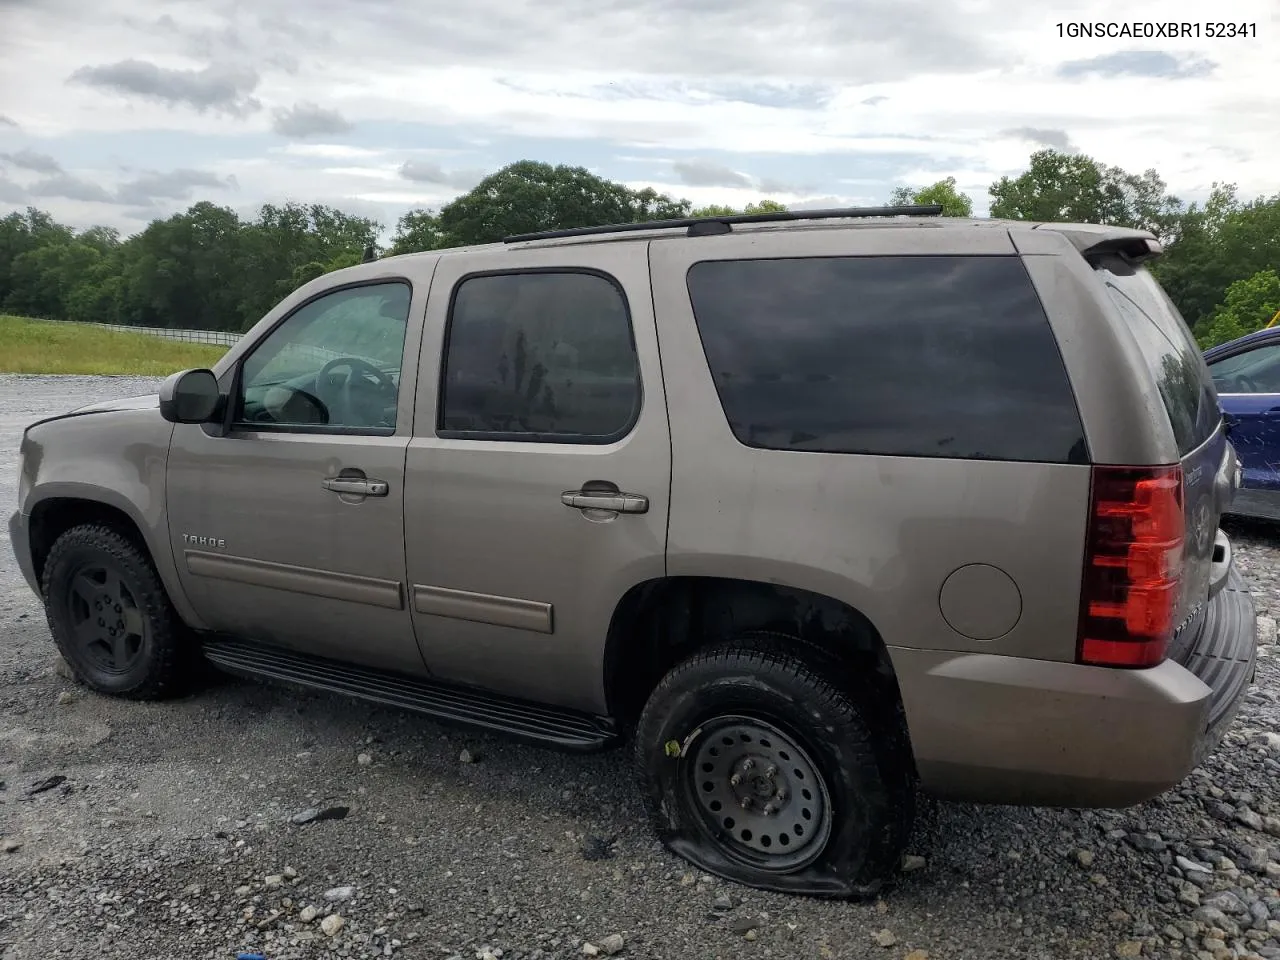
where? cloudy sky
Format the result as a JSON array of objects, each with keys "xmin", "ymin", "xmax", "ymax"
[{"xmin": 0, "ymin": 0, "xmax": 1276, "ymax": 238}]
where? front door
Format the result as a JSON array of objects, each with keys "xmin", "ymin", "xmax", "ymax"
[
  {"xmin": 404, "ymin": 245, "xmax": 671, "ymax": 714},
  {"xmin": 166, "ymin": 277, "xmax": 427, "ymax": 676},
  {"xmin": 1207, "ymin": 338, "xmax": 1280, "ymax": 516}
]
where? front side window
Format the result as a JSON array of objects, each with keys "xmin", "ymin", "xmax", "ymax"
[
  {"xmin": 237, "ymin": 281, "xmax": 412, "ymax": 432},
  {"xmin": 685, "ymin": 255, "xmax": 1087, "ymax": 463},
  {"xmin": 439, "ymin": 270, "xmax": 640, "ymax": 442},
  {"xmin": 1207, "ymin": 342, "xmax": 1280, "ymax": 394}
]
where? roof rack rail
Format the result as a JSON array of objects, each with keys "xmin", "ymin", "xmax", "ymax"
[{"xmin": 502, "ymin": 203, "xmax": 945, "ymax": 243}]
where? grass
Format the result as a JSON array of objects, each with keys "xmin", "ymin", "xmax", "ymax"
[{"xmin": 0, "ymin": 315, "xmax": 228, "ymax": 375}]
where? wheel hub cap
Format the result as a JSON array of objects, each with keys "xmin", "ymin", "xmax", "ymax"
[
  {"xmin": 688, "ymin": 717, "xmax": 833, "ymax": 870},
  {"xmin": 66, "ymin": 564, "xmax": 146, "ymax": 674}
]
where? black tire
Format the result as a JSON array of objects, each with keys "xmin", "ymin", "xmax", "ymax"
[
  {"xmin": 635, "ymin": 634, "xmax": 915, "ymax": 898},
  {"xmin": 41, "ymin": 523, "xmax": 193, "ymax": 700}
]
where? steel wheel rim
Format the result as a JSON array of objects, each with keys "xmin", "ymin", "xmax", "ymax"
[
  {"xmin": 64, "ymin": 562, "xmax": 147, "ymax": 675},
  {"xmin": 684, "ymin": 714, "xmax": 834, "ymax": 872}
]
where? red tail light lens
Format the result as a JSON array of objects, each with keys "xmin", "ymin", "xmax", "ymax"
[{"xmin": 1078, "ymin": 465, "xmax": 1184, "ymax": 668}]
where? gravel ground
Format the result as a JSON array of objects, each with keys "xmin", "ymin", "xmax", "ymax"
[{"xmin": 1, "ymin": 373, "xmax": 1278, "ymax": 960}]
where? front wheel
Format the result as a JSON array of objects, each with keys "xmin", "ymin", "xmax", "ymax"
[
  {"xmin": 634, "ymin": 637, "xmax": 915, "ymax": 897},
  {"xmin": 41, "ymin": 523, "xmax": 193, "ymax": 699}
]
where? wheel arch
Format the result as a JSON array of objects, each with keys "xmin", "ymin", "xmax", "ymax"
[
  {"xmin": 25, "ymin": 491, "xmax": 199, "ymax": 628},
  {"xmin": 602, "ymin": 576, "xmax": 908, "ymax": 737}
]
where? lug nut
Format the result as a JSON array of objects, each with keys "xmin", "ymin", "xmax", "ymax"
[
  {"xmin": 740, "ymin": 758, "xmax": 755, "ymax": 772},
  {"xmin": 762, "ymin": 802, "xmax": 778, "ymax": 816},
  {"xmin": 775, "ymin": 786, "xmax": 789, "ymax": 802},
  {"xmin": 729, "ymin": 773, "xmax": 742, "ymax": 787},
  {"xmin": 739, "ymin": 796, "xmax": 753, "ymax": 810},
  {"xmin": 764, "ymin": 764, "xmax": 778, "ymax": 778}
]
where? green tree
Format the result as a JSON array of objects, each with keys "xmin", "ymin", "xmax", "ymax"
[
  {"xmin": 388, "ymin": 209, "xmax": 451, "ymax": 255},
  {"xmin": 1196, "ymin": 269, "xmax": 1280, "ymax": 348},
  {"xmin": 1155, "ymin": 186, "xmax": 1280, "ymax": 336},
  {"xmin": 5, "ymin": 152, "xmax": 1271, "ymax": 342},
  {"xmin": 236, "ymin": 202, "xmax": 381, "ymax": 329},
  {"xmin": 989, "ymin": 149, "xmax": 1183, "ymax": 241},
  {"xmin": 0, "ymin": 207, "xmax": 74, "ymax": 309},
  {"xmin": 116, "ymin": 202, "xmax": 246, "ymax": 330},
  {"xmin": 66, "ymin": 263, "xmax": 125, "ymax": 326},
  {"xmin": 888, "ymin": 177, "xmax": 973, "ymax": 216},
  {"xmin": 6, "ymin": 238, "xmax": 104, "ymax": 319},
  {"xmin": 690, "ymin": 199, "xmax": 789, "ymax": 217},
  {"xmin": 435, "ymin": 160, "xmax": 690, "ymax": 245}
]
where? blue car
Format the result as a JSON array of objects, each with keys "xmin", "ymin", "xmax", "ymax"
[{"xmin": 1204, "ymin": 325, "xmax": 1280, "ymax": 520}]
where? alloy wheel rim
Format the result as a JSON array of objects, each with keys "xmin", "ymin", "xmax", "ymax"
[{"xmin": 65, "ymin": 562, "xmax": 147, "ymax": 674}]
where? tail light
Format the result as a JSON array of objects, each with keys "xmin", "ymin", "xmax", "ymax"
[{"xmin": 1078, "ymin": 465, "xmax": 1184, "ymax": 668}]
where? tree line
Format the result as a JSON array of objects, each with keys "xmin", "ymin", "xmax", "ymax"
[{"xmin": 1, "ymin": 152, "xmax": 1277, "ymax": 346}]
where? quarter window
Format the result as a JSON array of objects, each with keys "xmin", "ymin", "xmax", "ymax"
[
  {"xmin": 439, "ymin": 270, "xmax": 640, "ymax": 442},
  {"xmin": 237, "ymin": 281, "xmax": 412, "ymax": 432},
  {"xmin": 684, "ymin": 255, "xmax": 1087, "ymax": 463},
  {"xmin": 1095, "ymin": 257, "xmax": 1220, "ymax": 455}
]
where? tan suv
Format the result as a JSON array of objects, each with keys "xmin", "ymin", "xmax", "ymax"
[{"xmin": 8, "ymin": 205, "xmax": 1258, "ymax": 897}]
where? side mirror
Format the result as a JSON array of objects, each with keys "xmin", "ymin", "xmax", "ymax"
[{"xmin": 159, "ymin": 368, "xmax": 222, "ymax": 424}]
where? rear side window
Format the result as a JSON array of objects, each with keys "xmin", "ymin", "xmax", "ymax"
[
  {"xmin": 684, "ymin": 255, "xmax": 1087, "ymax": 463},
  {"xmin": 438, "ymin": 270, "xmax": 640, "ymax": 442},
  {"xmin": 1095, "ymin": 257, "xmax": 1220, "ymax": 456}
]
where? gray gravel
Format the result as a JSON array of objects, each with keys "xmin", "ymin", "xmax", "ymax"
[{"xmin": 1, "ymin": 374, "xmax": 1279, "ymax": 960}]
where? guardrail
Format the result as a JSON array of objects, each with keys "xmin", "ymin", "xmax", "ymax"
[
  {"xmin": 28, "ymin": 316, "xmax": 244, "ymax": 346},
  {"xmin": 29, "ymin": 317, "xmax": 388, "ymax": 370},
  {"xmin": 100, "ymin": 322, "xmax": 242, "ymax": 346}
]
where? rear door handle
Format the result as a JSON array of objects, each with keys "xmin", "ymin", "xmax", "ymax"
[
  {"xmin": 561, "ymin": 490, "xmax": 648, "ymax": 514},
  {"xmin": 323, "ymin": 477, "xmax": 389, "ymax": 497}
]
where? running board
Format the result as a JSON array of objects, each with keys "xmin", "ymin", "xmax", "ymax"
[{"xmin": 200, "ymin": 637, "xmax": 620, "ymax": 752}]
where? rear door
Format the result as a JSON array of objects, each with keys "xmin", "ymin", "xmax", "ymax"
[
  {"xmin": 1092, "ymin": 256, "xmax": 1229, "ymax": 637},
  {"xmin": 403, "ymin": 243, "xmax": 671, "ymax": 715}
]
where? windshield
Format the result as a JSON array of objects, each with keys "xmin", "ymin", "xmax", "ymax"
[{"xmin": 1094, "ymin": 257, "xmax": 1221, "ymax": 456}]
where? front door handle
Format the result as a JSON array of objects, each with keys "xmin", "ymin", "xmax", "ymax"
[
  {"xmin": 561, "ymin": 490, "xmax": 648, "ymax": 514},
  {"xmin": 323, "ymin": 476, "xmax": 389, "ymax": 497}
]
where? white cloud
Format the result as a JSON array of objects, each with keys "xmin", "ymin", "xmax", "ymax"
[
  {"xmin": 0, "ymin": 0, "xmax": 1275, "ymax": 231},
  {"xmin": 0, "ymin": 148, "xmax": 63, "ymax": 174},
  {"xmin": 270, "ymin": 101, "xmax": 353, "ymax": 138},
  {"xmin": 278, "ymin": 143, "xmax": 384, "ymax": 159}
]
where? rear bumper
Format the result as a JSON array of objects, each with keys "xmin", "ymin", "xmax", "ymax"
[
  {"xmin": 1183, "ymin": 565, "xmax": 1256, "ymax": 766},
  {"xmin": 8, "ymin": 510, "xmax": 39, "ymax": 597},
  {"xmin": 893, "ymin": 561, "xmax": 1256, "ymax": 808}
]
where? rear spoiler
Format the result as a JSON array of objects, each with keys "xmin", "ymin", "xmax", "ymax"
[
  {"xmin": 1077, "ymin": 235, "xmax": 1163, "ymax": 265},
  {"xmin": 1029, "ymin": 223, "xmax": 1163, "ymax": 265}
]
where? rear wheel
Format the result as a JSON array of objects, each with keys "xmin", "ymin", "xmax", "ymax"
[
  {"xmin": 635, "ymin": 635, "xmax": 914, "ymax": 897},
  {"xmin": 41, "ymin": 523, "xmax": 193, "ymax": 699}
]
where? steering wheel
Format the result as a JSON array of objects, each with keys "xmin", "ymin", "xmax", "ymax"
[
  {"xmin": 1231, "ymin": 373, "xmax": 1260, "ymax": 393},
  {"xmin": 316, "ymin": 356, "xmax": 396, "ymax": 425}
]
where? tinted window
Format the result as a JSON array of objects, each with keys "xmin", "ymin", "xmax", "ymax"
[
  {"xmin": 439, "ymin": 271, "xmax": 640, "ymax": 442},
  {"xmin": 1095, "ymin": 258, "xmax": 1220, "ymax": 455},
  {"xmin": 1207, "ymin": 342, "xmax": 1280, "ymax": 394},
  {"xmin": 684, "ymin": 256, "xmax": 1086, "ymax": 462},
  {"xmin": 238, "ymin": 281, "xmax": 411, "ymax": 432}
]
